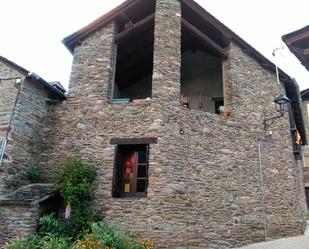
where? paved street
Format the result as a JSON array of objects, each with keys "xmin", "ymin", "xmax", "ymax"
[{"xmin": 236, "ymin": 235, "xmax": 309, "ymax": 249}]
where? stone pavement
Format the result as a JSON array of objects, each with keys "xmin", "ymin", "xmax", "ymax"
[
  {"xmin": 236, "ymin": 222, "xmax": 309, "ymax": 249},
  {"xmin": 236, "ymin": 235, "xmax": 309, "ymax": 249}
]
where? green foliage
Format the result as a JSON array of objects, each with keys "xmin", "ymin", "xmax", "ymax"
[
  {"xmin": 40, "ymin": 235, "xmax": 72, "ymax": 249},
  {"xmin": 56, "ymin": 158, "xmax": 97, "ymax": 238},
  {"xmin": 5, "ymin": 221, "xmax": 155, "ymax": 249},
  {"xmin": 38, "ymin": 213, "xmax": 63, "ymax": 238},
  {"xmin": 4, "ymin": 237, "xmax": 28, "ymax": 249},
  {"xmin": 5, "ymin": 158, "xmax": 155, "ymax": 249},
  {"xmin": 24, "ymin": 235, "xmax": 44, "ymax": 249},
  {"xmin": 4, "ymin": 235, "xmax": 68, "ymax": 249},
  {"xmin": 89, "ymin": 220, "xmax": 132, "ymax": 249},
  {"xmin": 74, "ymin": 220, "xmax": 155, "ymax": 249},
  {"xmin": 27, "ymin": 165, "xmax": 40, "ymax": 183},
  {"xmin": 56, "ymin": 158, "xmax": 96, "ymax": 204}
]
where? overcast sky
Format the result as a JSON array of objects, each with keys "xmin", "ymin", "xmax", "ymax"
[{"xmin": 0, "ymin": 0, "xmax": 308, "ymax": 91}]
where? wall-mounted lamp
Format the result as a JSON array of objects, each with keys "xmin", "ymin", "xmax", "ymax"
[
  {"xmin": 263, "ymin": 95, "xmax": 290, "ymax": 129},
  {"xmin": 274, "ymin": 95, "xmax": 290, "ymax": 116}
]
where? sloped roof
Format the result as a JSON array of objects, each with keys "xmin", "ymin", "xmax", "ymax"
[
  {"xmin": 0, "ymin": 55, "xmax": 66, "ymax": 100},
  {"xmin": 62, "ymin": 0, "xmax": 293, "ymax": 85},
  {"xmin": 282, "ymin": 25, "xmax": 309, "ymax": 71}
]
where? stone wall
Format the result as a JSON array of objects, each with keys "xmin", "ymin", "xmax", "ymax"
[
  {"xmin": 0, "ymin": 61, "xmax": 53, "ymax": 193},
  {"xmin": 0, "ymin": 184, "xmax": 54, "ymax": 247},
  {"xmin": 41, "ymin": 0, "xmax": 306, "ymax": 248},
  {"xmin": 302, "ymin": 101, "xmax": 309, "ymax": 169},
  {"xmin": 0, "ymin": 61, "xmax": 24, "ymax": 193}
]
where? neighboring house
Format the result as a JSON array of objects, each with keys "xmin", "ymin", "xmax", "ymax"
[
  {"xmin": 301, "ymin": 89, "xmax": 309, "ymax": 208},
  {"xmin": 282, "ymin": 25, "xmax": 309, "ymax": 71},
  {"xmin": 0, "ymin": 55, "xmax": 65, "ymax": 243},
  {"xmin": 283, "ymin": 26, "xmax": 309, "ymax": 208},
  {"xmin": 0, "ymin": 0, "xmax": 308, "ymax": 248}
]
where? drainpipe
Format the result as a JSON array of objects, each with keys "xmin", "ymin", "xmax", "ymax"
[
  {"xmin": 0, "ymin": 77, "xmax": 24, "ymax": 168},
  {"xmin": 258, "ymin": 139, "xmax": 268, "ymax": 241}
]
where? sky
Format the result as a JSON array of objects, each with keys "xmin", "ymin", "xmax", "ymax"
[{"xmin": 0, "ymin": 0, "xmax": 308, "ymax": 91}]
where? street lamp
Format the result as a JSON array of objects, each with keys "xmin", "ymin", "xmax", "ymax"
[
  {"xmin": 263, "ymin": 95, "xmax": 290, "ymax": 129},
  {"xmin": 274, "ymin": 95, "xmax": 290, "ymax": 116}
]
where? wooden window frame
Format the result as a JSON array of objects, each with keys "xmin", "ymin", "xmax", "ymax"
[{"xmin": 112, "ymin": 144, "xmax": 149, "ymax": 198}]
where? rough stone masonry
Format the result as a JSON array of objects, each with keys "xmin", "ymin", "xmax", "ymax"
[
  {"xmin": 40, "ymin": 0, "xmax": 306, "ymax": 248},
  {"xmin": 0, "ymin": 0, "xmax": 307, "ymax": 248}
]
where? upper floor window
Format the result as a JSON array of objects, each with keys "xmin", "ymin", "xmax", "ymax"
[
  {"xmin": 111, "ymin": 0, "xmax": 156, "ymax": 103},
  {"xmin": 180, "ymin": 2, "xmax": 229, "ymax": 114}
]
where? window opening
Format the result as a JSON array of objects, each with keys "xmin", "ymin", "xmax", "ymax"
[
  {"xmin": 112, "ymin": 144, "xmax": 149, "ymax": 197},
  {"xmin": 180, "ymin": 3, "xmax": 227, "ymax": 114},
  {"xmin": 112, "ymin": 0, "xmax": 156, "ymax": 102}
]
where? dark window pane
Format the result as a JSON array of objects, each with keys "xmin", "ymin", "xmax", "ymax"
[
  {"xmin": 137, "ymin": 165, "xmax": 146, "ymax": 177},
  {"xmin": 136, "ymin": 179, "xmax": 146, "ymax": 192},
  {"xmin": 138, "ymin": 150, "xmax": 146, "ymax": 163}
]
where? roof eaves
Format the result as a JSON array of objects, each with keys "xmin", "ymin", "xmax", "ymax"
[
  {"xmin": 0, "ymin": 55, "xmax": 29, "ymax": 75},
  {"xmin": 0, "ymin": 55, "xmax": 66, "ymax": 100},
  {"xmin": 282, "ymin": 25, "xmax": 309, "ymax": 42},
  {"xmin": 62, "ymin": 0, "xmax": 137, "ymax": 54}
]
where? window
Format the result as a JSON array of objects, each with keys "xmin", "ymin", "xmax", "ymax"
[
  {"xmin": 111, "ymin": 0, "xmax": 156, "ymax": 102},
  {"xmin": 112, "ymin": 144, "xmax": 149, "ymax": 197},
  {"xmin": 180, "ymin": 2, "xmax": 228, "ymax": 114}
]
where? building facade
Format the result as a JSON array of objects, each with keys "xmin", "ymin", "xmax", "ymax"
[
  {"xmin": 283, "ymin": 26, "xmax": 309, "ymax": 209},
  {"xmin": 0, "ymin": 0, "xmax": 308, "ymax": 248},
  {"xmin": 0, "ymin": 56, "xmax": 65, "ymax": 244}
]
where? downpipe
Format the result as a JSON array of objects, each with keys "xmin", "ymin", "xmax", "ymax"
[
  {"xmin": 258, "ymin": 139, "xmax": 268, "ymax": 242},
  {"xmin": 0, "ymin": 77, "xmax": 24, "ymax": 168}
]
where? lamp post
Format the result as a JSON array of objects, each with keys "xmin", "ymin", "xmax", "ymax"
[{"xmin": 263, "ymin": 95, "xmax": 290, "ymax": 129}]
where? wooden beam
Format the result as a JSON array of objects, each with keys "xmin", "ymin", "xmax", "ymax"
[
  {"xmin": 64, "ymin": 0, "xmax": 141, "ymax": 51},
  {"xmin": 110, "ymin": 137, "xmax": 158, "ymax": 145},
  {"xmin": 181, "ymin": 18, "xmax": 228, "ymax": 59},
  {"xmin": 182, "ymin": 0, "xmax": 233, "ymax": 40},
  {"xmin": 115, "ymin": 14, "xmax": 155, "ymax": 43}
]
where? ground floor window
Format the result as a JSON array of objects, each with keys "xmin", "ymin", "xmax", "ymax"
[{"xmin": 112, "ymin": 144, "xmax": 149, "ymax": 197}]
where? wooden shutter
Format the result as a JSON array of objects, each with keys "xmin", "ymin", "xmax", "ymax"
[{"xmin": 112, "ymin": 145, "xmax": 123, "ymax": 197}]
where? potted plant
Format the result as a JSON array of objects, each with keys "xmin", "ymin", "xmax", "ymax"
[{"xmin": 179, "ymin": 95, "xmax": 189, "ymax": 108}]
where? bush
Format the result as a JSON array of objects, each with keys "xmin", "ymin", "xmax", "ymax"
[
  {"xmin": 89, "ymin": 220, "xmax": 131, "ymax": 249},
  {"xmin": 75, "ymin": 220, "xmax": 155, "ymax": 249},
  {"xmin": 41, "ymin": 235, "xmax": 72, "ymax": 249},
  {"xmin": 38, "ymin": 213, "xmax": 63, "ymax": 238},
  {"xmin": 5, "ymin": 158, "xmax": 156, "ymax": 248},
  {"xmin": 27, "ymin": 165, "xmax": 40, "ymax": 183},
  {"xmin": 4, "ymin": 237, "xmax": 28, "ymax": 249},
  {"xmin": 56, "ymin": 158, "xmax": 97, "ymax": 238}
]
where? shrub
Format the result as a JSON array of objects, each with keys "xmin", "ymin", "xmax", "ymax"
[
  {"xmin": 6, "ymin": 158, "xmax": 156, "ymax": 249},
  {"xmin": 56, "ymin": 158, "xmax": 97, "ymax": 238},
  {"xmin": 27, "ymin": 165, "xmax": 40, "ymax": 183},
  {"xmin": 89, "ymin": 220, "xmax": 131, "ymax": 249},
  {"xmin": 41, "ymin": 235, "xmax": 72, "ymax": 249},
  {"xmin": 4, "ymin": 237, "xmax": 28, "ymax": 249},
  {"xmin": 38, "ymin": 213, "xmax": 63, "ymax": 238}
]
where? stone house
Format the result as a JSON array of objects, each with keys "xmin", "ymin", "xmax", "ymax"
[
  {"xmin": 0, "ymin": 0, "xmax": 308, "ymax": 248},
  {"xmin": 282, "ymin": 26, "xmax": 309, "ymax": 209},
  {"xmin": 300, "ymin": 88, "xmax": 309, "ymax": 208},
  {"xmin": 0, "ymin": 55, "xmax": 65, "ymax": 243}
]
